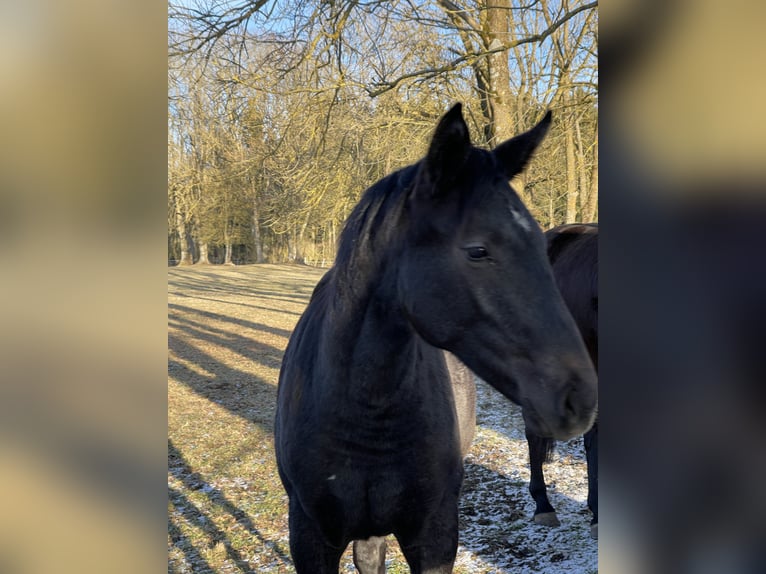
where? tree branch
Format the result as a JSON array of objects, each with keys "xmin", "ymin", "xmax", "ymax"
[
  {"xmin": 169, "ymin": 0, "xmax": 271, "ymax": 58},
  {"xmin": 367, "ymin": 1, "xmax": 597, "ymax": 97}
]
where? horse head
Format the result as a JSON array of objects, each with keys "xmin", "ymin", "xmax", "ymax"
[{"xmin": 398, "ymin": 104, "xmax": 597, "ymax": 440}]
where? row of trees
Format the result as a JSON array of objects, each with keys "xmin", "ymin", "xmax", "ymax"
[{"xmin": 169, "ymin": 0, "xmax": 598, "ymax": 266}]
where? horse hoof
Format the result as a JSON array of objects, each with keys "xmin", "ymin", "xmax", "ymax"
[
  {"xmin": 590, "ymin": 523, "xmax": 598, "ymax": 539},
  {"xmin": 533, "ymin": 512, "xmax": 561, "ymax": 527}
]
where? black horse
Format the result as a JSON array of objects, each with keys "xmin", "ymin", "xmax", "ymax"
[
  {"xmin": 524, "ymin": 223, "xmax": 599, "ymax": 539},
  {"xmin": 274, "ymin": 104, "xmax": 598, "ymax": 573}
]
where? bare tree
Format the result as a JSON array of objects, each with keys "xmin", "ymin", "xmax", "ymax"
[
  {"xmin": 168, "ymin": 1, "xmax": 598, "ymax": 264},
  {"xmin": 170, "ymin": 0, "xmax": 596, "ymax": 140}
]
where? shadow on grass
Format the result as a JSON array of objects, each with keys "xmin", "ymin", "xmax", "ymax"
[
  {"xmin": 168, "ymin": 266, "xmax": 309, "ymax": 572},
  {"xmin": 168, "ymin": 440, "xmax": 292, "ymax": 573},
  {"xmin": 167, "ymin": 308, "xmax": 287, "ymax": 428},
  {"xmin": 168, "ymin": 505, "xmax": 216, "ymax": 574},
  {"xmin": 167, "ymin": 268, "xmax": 318, "ymax": 428},
  {"xmin": 168, "ymin": 265, "xmax": 324, "ymax": 307},
  {"xmin": 168, "ymin": 311, "xmax": 285, "ymax": 373},
  {"xmin": 169, "ymin": 303, "xmax": 294, "ymax": 340},
  {"xmin": 170, "ymin": 294, "xmax": 305, "ymax": 317},
  {"xmin": 168, "ymin": 265, "xmax": 594, "ymax": 572}
]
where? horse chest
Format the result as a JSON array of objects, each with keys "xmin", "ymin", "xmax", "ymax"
[
  {"xmin": 283, "ymin": 401, "xmax": 462, "ymax": 536},
  {"xmin": 298, "ymin": 414, "xmax": 460, "ymax": 479},
  {"xmin": 305, "ymin": 445, "xmax": 463, "ymax": 540}
]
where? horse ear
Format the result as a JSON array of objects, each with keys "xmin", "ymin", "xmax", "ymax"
[
  {"xmin": 493, "ymin": 111, "xmax": 552, "ymax": 180},
  {"xmin": 423, "ymin": 103, "xmax": 471, "ymax": 187}
]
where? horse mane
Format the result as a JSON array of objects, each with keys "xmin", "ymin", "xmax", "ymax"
[{"xmin": 331, "ymin": 164, "xmax": 418, "ymax": 292}]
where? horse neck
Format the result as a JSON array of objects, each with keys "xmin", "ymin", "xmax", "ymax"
[{"xmin": 321, "ymin": 265, "xmax": 426, "ymax": 401}]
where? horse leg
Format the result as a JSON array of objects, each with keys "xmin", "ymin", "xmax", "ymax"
[
  {"xmin": 353, "ymin": 536, "xmax": 387, "ymax": 574},
  {"xmin": 288, "ymin": 497, "xmax": 344, "ymax": 574},
  {"xmin": 526, "ymin": 427, "xmax": 560, "ymax": 526},
  {"xmin": 395, "ymin": 497, "xmax": 459, "ymax": 573},
  {"xmin": 584, "ymin": 420, "xmax": 598, "ymax": 539}
]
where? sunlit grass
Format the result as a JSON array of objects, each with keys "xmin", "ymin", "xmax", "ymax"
[{"xmin": 168, "ymin": 263, "xmax": 595, "ymax": 573}]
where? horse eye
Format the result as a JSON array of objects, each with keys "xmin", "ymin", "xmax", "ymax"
[{"xmin": 464, "ymin": 245, "xmax": 489, "ymax": 261}]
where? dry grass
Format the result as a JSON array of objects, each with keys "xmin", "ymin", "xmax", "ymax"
[{"xmin": 168, "ymin": 264, "xmax": 596, "ymax": 574}]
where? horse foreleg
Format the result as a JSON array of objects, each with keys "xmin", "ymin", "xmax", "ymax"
[
  {"xmin": 526, "ymin": 427, "xmax": 560, "ymax": 526},
  {"xmin": 353, "ymin": 536, "xmax": 387, "ymax": 574},
  {"xmin": 395, "ymin": 499, "xmax": 459, "ymax": 574},
  {"xmin": 288, "ymin": 497, "xmax": 344, "ymax": 574},
  {"xmin": 584, "ymin": 420, "xmax": 598, "ymax": 539}
]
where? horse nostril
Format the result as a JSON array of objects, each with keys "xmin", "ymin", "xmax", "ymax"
[{"xmin": 562, "ymin": 389, "xmax": 578, "ymax": 419}]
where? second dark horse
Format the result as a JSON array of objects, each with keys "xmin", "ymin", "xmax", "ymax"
[
  {"xmin": 274, "ymin": 105, "xmax": 598, "ymax": 573},
  {"xmin": 524, "ymin": 222, "xmax": 599, "ymax": 539}
]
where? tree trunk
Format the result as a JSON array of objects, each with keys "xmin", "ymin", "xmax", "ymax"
[
  {"xmin": 291, "ymin": 225, "xmax": 306, "ymax": 265},
  {"xmin": 584, "ymin": 129, "xmax": 598, "ymax": 222},
  {"xmin": 485, "ymin": 0, "xmax": 514, "ymax": 148},
  {"xmin": 253, "ymin": 202, "xmax": 264, "ymax": 263},
  {"xmin": 174, "ymin": 205, "xmax": 194, "ymax": 266},
  {"xmin": 548, "ymin": 193, "xmax": 555, "ymax": 230},
  {"xmin": 287, "ymin": 214, "xmax": 310, "ymax": 264},
  {"xmin": 574, "ymin": 114, "xmax": 590, "ymax": 219},
  {"xmin": 484, "ymin": 1, "xmax": 534, "ymax": 202},
  {"xmin": 445, "ymin": 0, "xmax": 518, "ymax": 160},
  {"xmin": 222, "ymin": 218, "xmax": 233, "ymax": 265},
  {"xmin": 197, "ymin": 242, "xmax": 211, "ymax": 265},
  {"xmin": 564, "ymin": 101, "xmax": 579, "ymax": 223},
  {"xmin": 287, "ymin": 229, "xmax": 297, "ymax": 263},
  {"xmin": 327, "ymin": 219, "xmax": 336, "ymax": 264}
]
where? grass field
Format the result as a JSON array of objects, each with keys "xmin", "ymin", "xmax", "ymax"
[{"xmin": 168, "ymin": 264, "xmax": 597, "ymax": 573}]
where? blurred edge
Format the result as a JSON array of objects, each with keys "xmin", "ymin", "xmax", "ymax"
[
  {"xmin": 0, "ymin": 1, "xmax": 166, "ymax": 573},
  {"xmin": 1, "ymin": 0, "xmax": 765, "ymax": 573},
  {"xmin": 601, "ymin": 0, "xmax": 766, "ymax": 573}
]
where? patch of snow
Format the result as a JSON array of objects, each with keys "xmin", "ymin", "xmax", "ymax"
[{"xmin": 453, "ymin": 378, "xmax": 597, "ymax": 573}]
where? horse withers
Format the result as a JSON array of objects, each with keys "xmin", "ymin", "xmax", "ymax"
[
  {"xmin": 524, "ymin": 223, "xmax": 599, "ymax": 539},
  {"xmin": 274, "ymin": 104, "xmax": 597, "ymax": 573}
]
